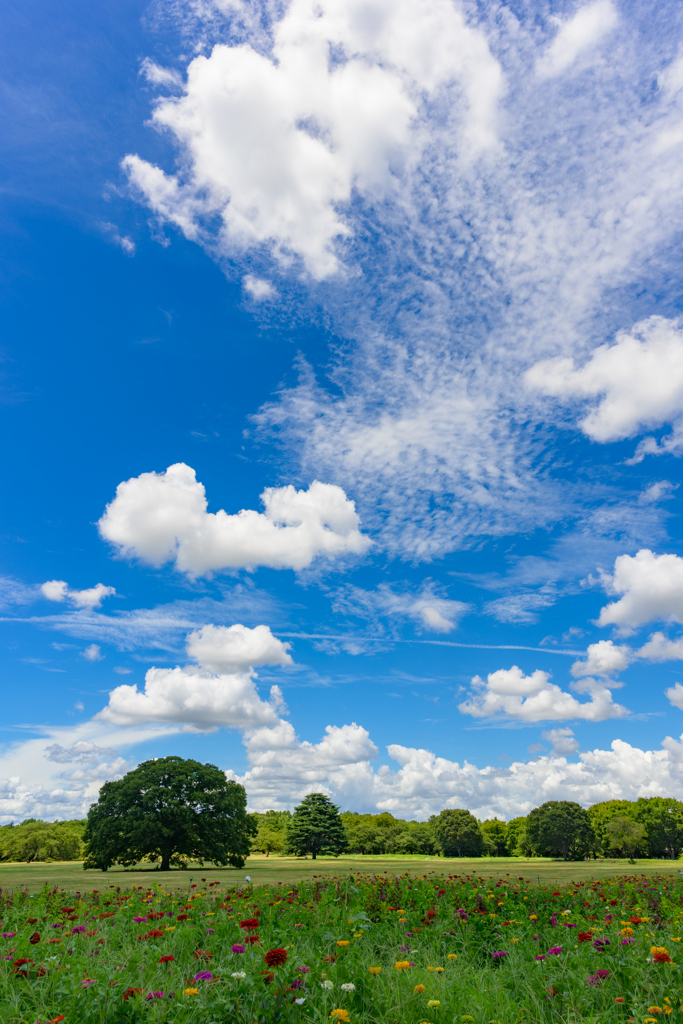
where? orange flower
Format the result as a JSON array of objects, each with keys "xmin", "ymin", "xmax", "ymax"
[{"xmin": 414, "ymin": 984, "xmax": 426, "ymax": 993}]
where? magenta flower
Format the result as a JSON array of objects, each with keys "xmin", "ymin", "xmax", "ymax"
[
  {"xmin": 2, "ymin": 933, "xmax": 16, "ymax": 939},
  {"xmin": 146, "ymin": 992, "xmax": 165, "ymax": 1000},
  {"xmin": 535, "ymin": 955, "xmax": 546, "ymax": 961},
  {"xmin": 133, "ymin": 917, "xmax": 148, "ymax": 924},
  {"xmin": 232, "ymin": 944, "xmax": 245, "ymax": 954},
  {"xmin": 547, "ymin": 946, "xmax": 562, "ymax": 955},
  {"xmin": 492, "ymin": 951, "xmax": 508, "ymax": 958},
  {"xmin": 296, "ymin": 966, "xmax": 311, "ymax": 973},
  {"xmin": 194, "ymin": 971, "xmax": 212, "ymax": 981},
  {"xmin": 399, "ymin": 945, "xmax": 411, "ymax": 952},
  {"xmin": 72, "ymin": 926, "xmax": 86, "ymax": 934}
]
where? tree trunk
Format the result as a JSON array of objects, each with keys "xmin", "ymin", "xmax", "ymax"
[
  {"xmin": 160, "ymin": 854, "xmax": 171, "ymax": 871},
  {"xmin": 312, "ymin": 850, "xmax": 317, "ymax": 860}
]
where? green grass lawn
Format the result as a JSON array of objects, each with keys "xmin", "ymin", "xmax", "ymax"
[{"xmin": 1, "ymin": 853, "xmax": 681, "ymax": 893}]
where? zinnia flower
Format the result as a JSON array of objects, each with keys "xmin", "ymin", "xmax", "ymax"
[
  {"xmin": 146, "ymin": 992, "xmax": 165, "ymax": 1000},
  {"xmin": 239, "ymin": 918, "xmax": 259, "ymax": 931},
  {"xmin": 295, "ymin": 997, "xmax": 306, "ymax": 1005},
  {"xmin": 194, "ymin": 972, "xmax": 212, "ymax": 981},
  {"xmin": 265, "ymin": 948, "xmax": 288, "ymax": 967},
  {"xmin": 414, "ymin": 984, "xmax": 426, "ymax": 993},
  {"xmin": 329, "ymin": 1011, "xmax": 350, "ymax": 1022},
  {"xmin": 447, "ymin": 954, "xmax": 457, "ymax": 960},
  {"xmin": 427, "ymin": 1000, "xmax": 441, "ymax": 1009},
  {"xmin": 159, "ymin": 955, "xmax": 175, "ymax": 963},
  {"xmin": 122, "ymin": 988, "xmax": 142, "ymax": 1001},
  {"xmin": 321, "ymin": 980, "xmax": 334, "ymax": 990},
  {"xmin": 651, "ymin": 947, "xmax": 673, "ymax": 964},
  {"xmin": 368, "ymin": 967, "xmax": 381, "ymax": 975},
  {"xmin": 231, "ymin": 944, "xmax": 245, "ymax": 954},
  {"xmin": 341, "ymin": 982, "xmax": 355, "ymax": 992},
  {"xmin": 336, "ymin": 940, "xmax": 350, "ymax": 947},
  {"xmin": 184, "ymin": 988, "xmax": 199, "ymax": 996},
  {"xmin": 231, "ymin": 971, "xmax": 246, "ymax": 980},
  {"xmin": 29, "ymin": 933, "xmax": 40, "ymax": 945}
]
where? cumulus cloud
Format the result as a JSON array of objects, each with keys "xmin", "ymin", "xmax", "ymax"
[
  {"xmin": 597, "ymin": 549, "xmax": 683, "ymax": 632},
  {"xmin": 98, "ymin": 463, "xmax": 370, "ymax": 576},
  {"xmin": 536, "ymin": 0, "xmax": 618, "ymax": 79},
  {"xmin": 41, "ymin": 580, "xmax": 116, "ymax": 609},
  {"xmin": 571, "ymin": 639, "xmax": 632, "ymax": 678},
  {"xmin": 332, "ymin": 582, "xmax": 468, "ymax": 634},
  {"xmin": 82, "ymin": 644, "xmax": 104, "ymax": 662},
  {"xmin": 541, "ymin": 727, "xmax": 580, "ymax": 756},
  {"xmin": 666, "ymin": 682, "xmax": 683, "ymax": 710},
  {"xmin": 526, "ymin": 317, "xmax": 683, "ymax": 444},
  {"xmin": 124, "ymin": 0, "xmax": 502, "ymax": 278},
  {"xmin": 96, "ymin": 622, "xmax": 291, "ymax": 732},
  {"xmin": 458, "ymin": 665, "xmax": 627, "ymax": 722},
  {"xmin": 637, "ymin": 632, "xmax": 683, "ymax": 662}
]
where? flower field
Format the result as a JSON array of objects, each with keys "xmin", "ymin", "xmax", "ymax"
[{"xmin": 2, "ymin": 871, "xmax": 683, "ymax": 1023}]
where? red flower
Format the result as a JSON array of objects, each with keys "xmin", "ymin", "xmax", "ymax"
[
  {"xmin": 322, "ymin": 954, "xmax": 338, "ymax": 964},
  {"xmin": 159, "ymin": 955, "xmax": 175, "ymax": 964},
  {"xmin": 194, "ymin": 948, "xmax": 213, "ymax": 960},
  {"xmin": 28, "ymin": 933, "xmax": 41, "ymax": 945},
  {"xmin": 629, "ymin": 917, "xmax": 643, "ymax": 924},
  {"xmin": 609, "ymin": 900, "xmax": 619, "ymax": 906},
  {"xmin": 27, "ymin": 919, "xmax": 38, "ymax": 924},
  {"xmin": 99, "ymin": 912, "xmax": 114, "ymax": 919},
  {"xmin": 53, "ymin": 1017, "xmax": 66, "ymax": 1022},
  {"xmin": 261, "ymin": 970, "xmax": 275, "ymax": 983},
  {"xmin": 653, "ymin": 951, "xmax": 673, "ymax": 963},
  {"xmin": 147, "ymin": 929, "xmax": 164, "ymax": 938},
  {"xmin": 122, "ymin": 987, "xmax": 143, "ymax": 1001},
  {"xmin": 147, "ymin": 912, "xmax": 165, "ymax": 920},
  {"xmin": 240, "ymin": 918, "xmax": 260, "ymax": 931},
  {"xmin": 176, "ymin": 914, "xmax": 189, "ymax": 921},
  {"xmin": 265, "ymin": 948, "xmax": 288, "ymax": 967},
  {"xmin": 13, "ymin": 959, "xmax": 30, "ymax": 967},
  {"xmin": 245, "ymin": 935, "xmax": 260, "ymax": 945},
  {"xmin": 578, "ymin": 932, "xmax": 594, "ymax": 942}
]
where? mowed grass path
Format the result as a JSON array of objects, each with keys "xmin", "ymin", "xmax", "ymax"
[{"xmin": 1, "ymin": 854, "xmax": 681, "ymax": 892}]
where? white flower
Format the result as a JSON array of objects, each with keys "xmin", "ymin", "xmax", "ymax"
[
  {"xmin": 231, "ymin": 971, "xmax": 247, "ymax": 979},
  {"xmin": 295, "ymin": 997, "xmax": 306, "ymax": 1005},
  {"xmin": 341, "ymin": 983, "xmax": 356, "ymax": 992},
  {"xmin": 321, "ymin": 980, "xmax": 334, "ymax": 990}
]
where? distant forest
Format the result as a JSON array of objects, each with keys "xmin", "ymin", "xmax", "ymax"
[{"xmin": 3, "ymin": 796, "xmax": 682, "ymax": 863}]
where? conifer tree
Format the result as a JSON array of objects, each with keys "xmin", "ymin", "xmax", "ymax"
[{"xmin": 285, "ymin": 792, "xmax": 348, "ymax": 859}]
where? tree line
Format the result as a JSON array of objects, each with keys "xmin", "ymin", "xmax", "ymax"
[{"xmin": 3, "ymin": 756, "xmax": 683, "ymax": 866}]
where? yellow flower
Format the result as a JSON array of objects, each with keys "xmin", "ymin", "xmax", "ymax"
[
  {"xmin": 398, "ymin": 919, "xmax": 408, "ymax": 924},
  {"xmin": 394, "ymin": 961, "xmax": 411, "ymax": 971},
  {"xmin": 165, "ymin": 926, "xmax": 176, "ymax": 931},
  {"xmin": 427, "ymin": 1000, "xmax": 441, "ymax": 1009},
  {"xmin": 529, "ymin": 914, "xmax": 537, "ymax": 921},
  {"xmin": 645, "ymin": 1017, "xmax": 658, "ymax": 1022},
  {"xmin": 621, "ymin": 927, "xmax": 634, "ymax": 936},
  {"xmin": 427, "ymin": 966, "xmax": 435, "ymax": 972},
  {"xmin": 368, "ymin": 967, "xmax": 382, "ymax": 975},
  {"xmin": 510, "ymin": 938, "xmax": 519, "ymax": 944},
  {"xmin": 414, "ymin": 984, "xmax": 426, "ymax": 993},
  {"xmin": 672, "ymin": 938, "xmax": 681, "ymax": 942},
  {"xmin": 184, "ymin": 988, "xmax": 199, "ymax": 996},
  {"xmin": 447, "ymin": 954, "xmax": 457, "ymax": 960},
  {"xmin": 329, "ymin": 1011, "xmax": 350, "ymax": 1022},
  {"xmin": 663, "ymin": 1009, "xmax": 673, "ymax": 1016},
  {"xmin": 434, "ymin": 967, "xmax": 444, "ymax": 973},
  {"xmin": 396, "ymin": 910, "xmax": 405, "ymax": 914},
  {"xmin": 337, "ymin": 940, "xmax": 350, "ymax": 947}
]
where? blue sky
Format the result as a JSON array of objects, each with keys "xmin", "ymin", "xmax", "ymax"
[{"xmin": 3, "ymin": 0, "xmax": 683, "ymax": 822}]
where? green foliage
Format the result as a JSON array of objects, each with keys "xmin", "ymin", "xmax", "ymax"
[
  {"xmin": 429, "ymin": 808, "xmax": 484, "ymax": 857},
  {"xmin": 505, "ymin": 816, "xmax": 532, "ymax": 857},
  {"xmin": 633, "ymin": 797, "xmax": 683, "ymax": 858},
  {"xmin": 251, "ymin": 810, "xmax": 291, "ymax": 856},
  {"xmin": 285, "ymin": 792, "xmax": 348, "ymax": 859},
  {"xmin": 0, "ymin": 819, "xmax": 85, "ymax": 862},
  {"xmin": 526, "ymin": 800, "xmax": 595, "ymax": 861},
  {"xmin": 480, "ymin": 818, "xmax": 508, "ymax": 856},
  {"xmin": 340, "ymin": 812, "xmax": 435, "ymax": 855},
  {"xmin": 588, "ymin": 799, "xmax": 637, "ymax": 854},
  {"xmin": 83, "ymin": 756, "xmax": 254, "ymax": 872},
  {"xmin": 605, "ymin": 816, "xmax": 646, "ymax": 858}
]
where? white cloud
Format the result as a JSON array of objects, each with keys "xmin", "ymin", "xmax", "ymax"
[
  {"xmin": 98, "ymin": 463, "xmax": 370, "ymax": 576},
  {"xmin": 82, "ymin": 644, "xmax": 104, "ymax": 662},
  {"xmin": 526, "ymin": 317, "xmax": 683, "ymax": 443},
  {"xmin": 571, "ymin": 639, "xmax": 632, "ymax": 678},
  {"xmin": 140, "ymin": 57, "xmax": 183, "ymax": 90},
  {"xmin": 243, "ymin": 275, "xmax": 276, "ymax": 300},
  {"xmin": 41, "ymin": 580, "xmax": 116, "ymax": 609},
  {"xmin": 332, "ymin": 582, "xmax": 468, "ymax": 634},
  {"xmin": 96, "ymin": 622, "xmax": 291, "ymax": 732},
  {"xmin": 536, "ymin": 0, "xmax": 618, "ymax": 79},
  {"xmin": 458, "ymin": 665, "xmax": 627, "ymax": 722},
  {"xmin": 186, "ymin": 623, "xmax": 292, "ymax": 673},
  {"xmin": 541, "ymin": 727, "xmax": 580, "ymax": 756},
  {"xmin": 666, "ymin": 682, "xmax": 683, "ymax": 710},
  {"xmin": 125, "ymin": 0, "xmax": 502, "ymax": 279},
  {"xmin": 597, "ymin": 549, "xmax": 683, "ymax": 632},
  {"xmin": 637, "ymin": 632, "xmax": 683, "ymax": 662},
  {"xmin": 44, "ymin": 742, "xmax": 118, "ymax": 766}
]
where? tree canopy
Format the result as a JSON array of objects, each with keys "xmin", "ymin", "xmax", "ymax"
[
  {"xmin": 285, "ymin": 792, "xmax": 348, "ymax": 859},
  {"xmin": 83, "ymin": 756, "xmax": 254, "ymax": 871},
  {"xmin": 0, "ymin": 819, "xmax": 84, "ymax": 863},
  {"xmin": 429, "ymin": 809, "xmax": 483, "ymax": 857},
  {"xmin": 526, "ymin": 800, "xmax": 595, "ymax": 860}
]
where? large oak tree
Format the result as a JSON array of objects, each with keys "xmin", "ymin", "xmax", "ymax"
[{"xmin": 83, "ymin": 756, "xmax": 254, "ymax": 871}]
